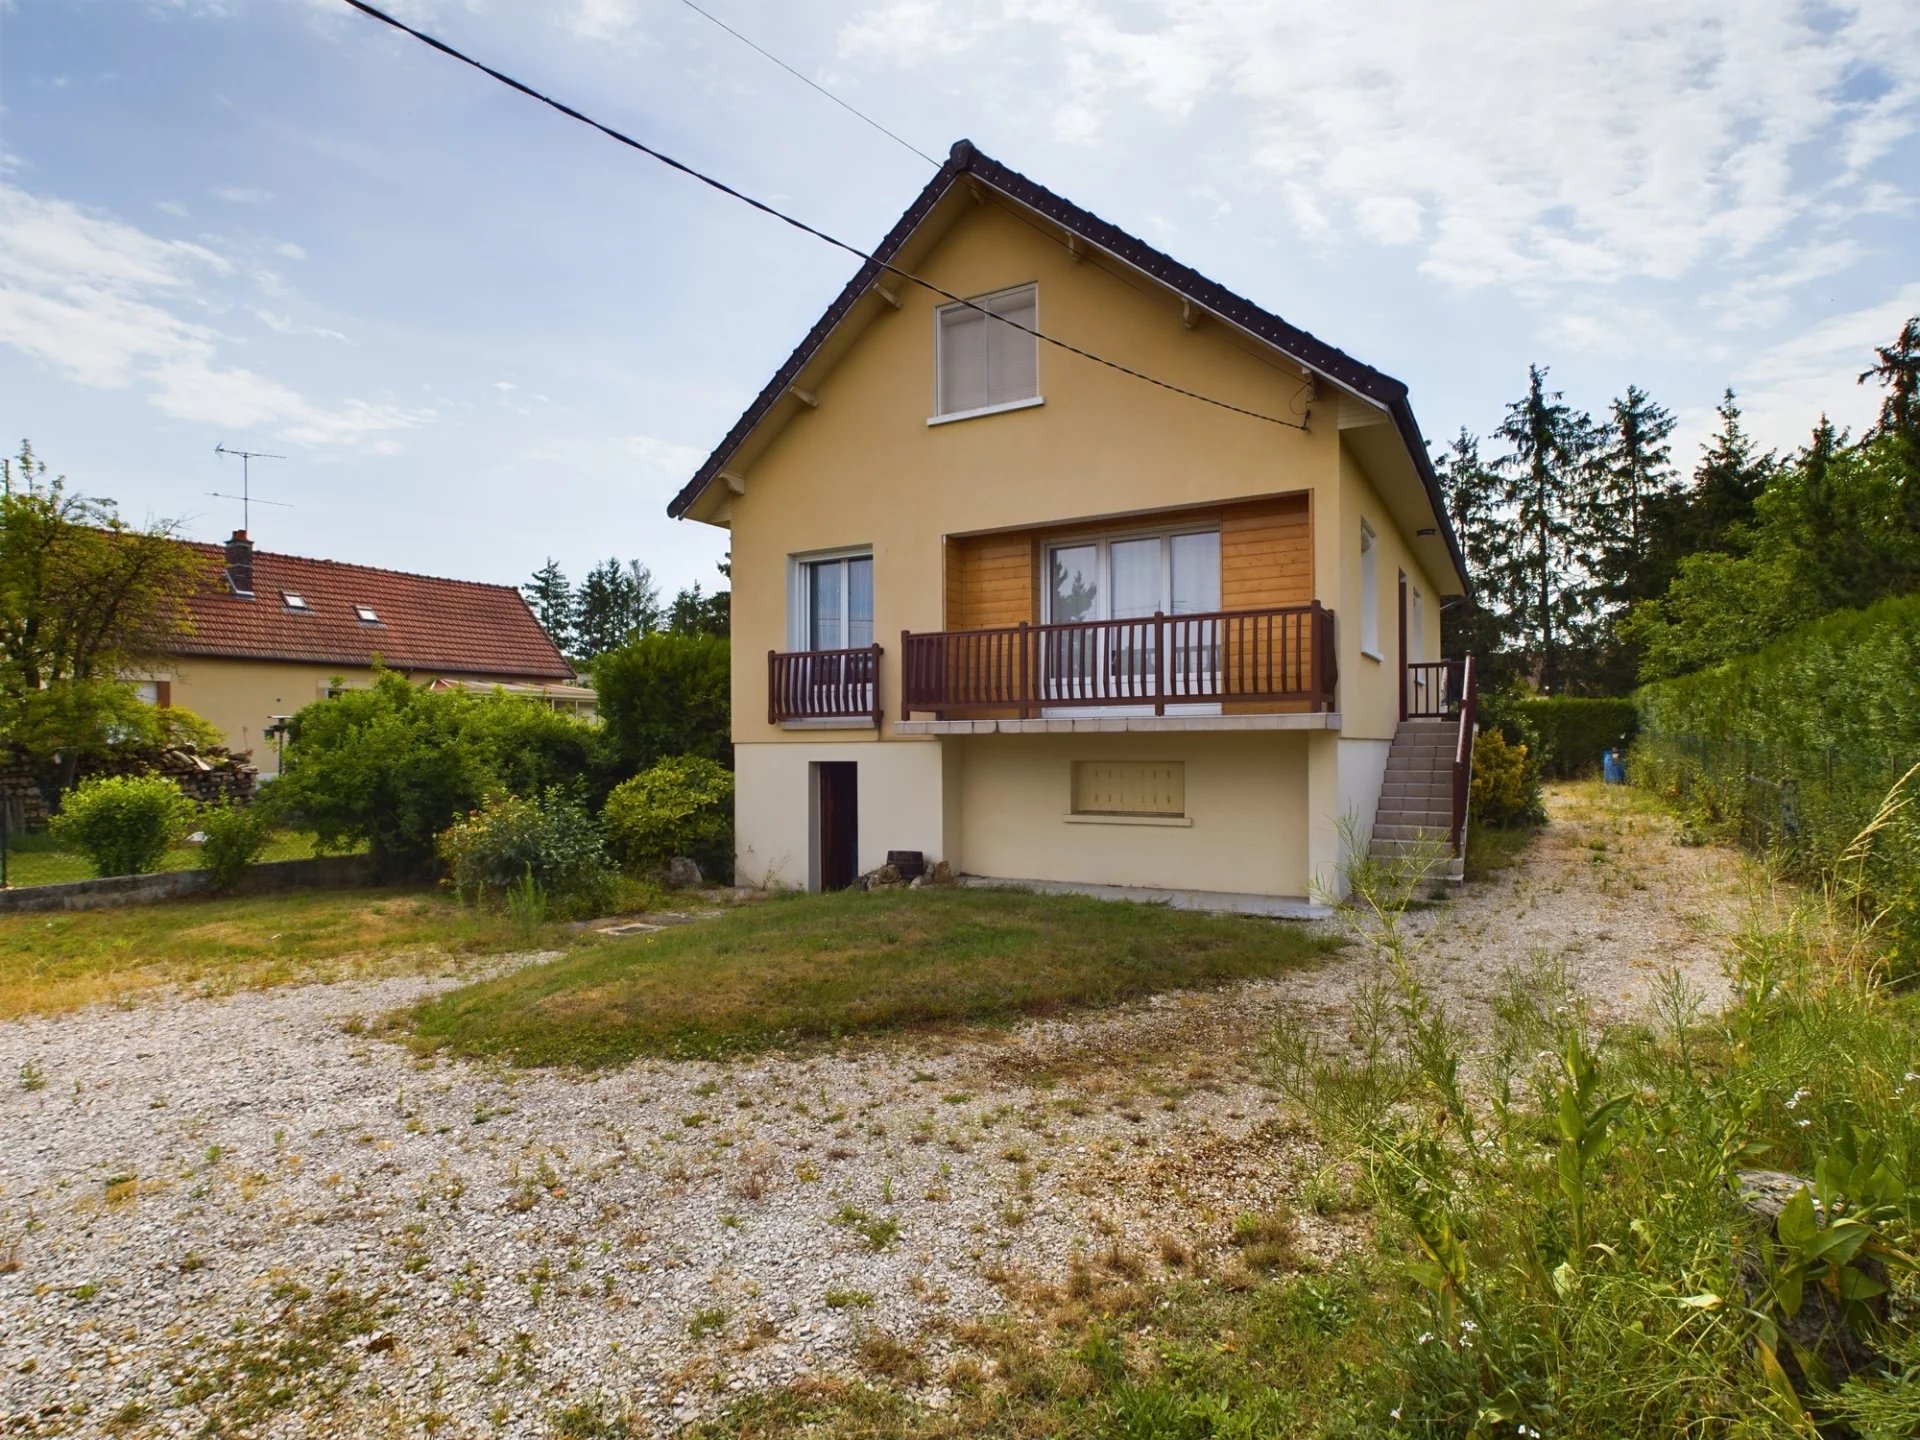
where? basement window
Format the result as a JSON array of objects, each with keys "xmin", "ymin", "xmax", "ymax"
[
  {"xmin": 355, "ymin": 605, "xmax": 380, "ymax": 624},
  {"xmin": 282, "ymin": 591, "xmax": 309, "ymax": 612},
  {"xmin": 1068, "ymin": 760, "xmax": 1188, "ymax": 823}
]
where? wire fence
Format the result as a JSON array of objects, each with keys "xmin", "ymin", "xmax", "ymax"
[{"xmin": 1631, "ymin": 729, "xmax": 1916, "ymax": 877}]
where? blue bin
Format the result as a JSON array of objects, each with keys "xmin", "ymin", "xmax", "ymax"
[{"xmin": 1602, "ymin": 748, "xmax": 1626, "ymax": 785}]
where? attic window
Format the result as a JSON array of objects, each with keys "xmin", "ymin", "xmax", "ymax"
[
  {"xmin": 355, "ymin": 605, "xmax": 380, "ymax": 624},
  {"xmin": 934, "ymin": 283, "xmax": 1039, "ymax": 419},
  {"xmin": 283, "ymin": 592, "xmax": 309, "ymax": 611}
]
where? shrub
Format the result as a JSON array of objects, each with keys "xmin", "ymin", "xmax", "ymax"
[
  {"xmin": 1519, "ymin": 696, "xmax": 1637, "ymax": 779},
  {"xmin": 1469, "ymin": 728, "xmax": 1540, "ymax": 828},
  {"xmin": 268, "ymin": 669, "xmax": 602, "ymax": 879},
  {"xmin": 437, "ymin": 789, "xmax": 617, "ymax": 921},
  {"xmin": 197, "ymin": 800, "xmax": 272, "ymax": 892},
  {"xmin": 592, "ymin": 632, "xmax": 731, "ymax": 774},
  {"xmin": 48, "ymin": 773, "xmax": 193, "ymax": 876},
  {"xmin": 1634, "ymin": 593, "xmax": 1920, "ymax": 951},
  {"xmin": 602, "ymin": 756, "xmax": 734, "ymax": 879}
]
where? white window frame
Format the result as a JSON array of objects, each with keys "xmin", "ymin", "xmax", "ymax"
[
  {"xmin": 787, "ymin": 545, "xmax": 875, "ymax": 653},
  {"xmin": 929, "ymin": 282, "xmax": 1042, "ymax": 424},
  {"xmin": 1040, "ymin": 522, "xmax": 1222, "ymax": 626},
  {"xmin": 1359, "ymin": 521, "xmax": 1380, "ymax": 660},
  {"xmin": 1409, "ymin": 583, "xmax": 1424, "ymax": 664},
  {"xmin": 1040, "ymin": 521, "xmax": 1222, "ymax": 716}
]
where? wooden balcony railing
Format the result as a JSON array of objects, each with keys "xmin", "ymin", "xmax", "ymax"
[
  {"xmin": 900, "ymin": 602, "xmax": 1337, "ymax": 718},
  {"xmin": 1404, "ymin": 659, "xmax": 1468, "ymax": 720},
  {"xmin": 767, "ymin": 644, "xmax": 882, "ymax": 726}
]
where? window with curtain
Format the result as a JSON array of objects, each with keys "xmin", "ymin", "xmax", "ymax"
[
  {"xmin": 936, "ymin": 284, "xmax": 1039, "ymax": 416},
  {"xmin": 801, "ymin": 553, "xmax": 873, "ymax": 650}
]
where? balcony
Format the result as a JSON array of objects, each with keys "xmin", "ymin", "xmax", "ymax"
[
  {"xmin": 899, "ymin": 602, "xmax": 1337, "ymax": 721},
  {"xmin": 767, "ymin": 644, "xmax": 882, "ymax": 726}
]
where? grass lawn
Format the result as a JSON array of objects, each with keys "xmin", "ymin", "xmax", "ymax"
[
  {"xmin": 0, "ymin": 888, "xmax": 583, "ymax": 1020},
  {"xmin": 1, "ymin": 829, "xmax": 354, "ymax": 889},
  {"xmin": 409, "ymin": 886, "xmax": 1342, "ymax": 1067}
]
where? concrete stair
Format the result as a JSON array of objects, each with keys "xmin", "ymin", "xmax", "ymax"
[{"xmin": 1369, "ymin": 718, "xmax": 1465, "ymax": 883}]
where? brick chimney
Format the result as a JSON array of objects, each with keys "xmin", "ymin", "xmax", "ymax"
[{"xmin": 224, "ymin": 529, "xmax": 255, "ymax": 596}]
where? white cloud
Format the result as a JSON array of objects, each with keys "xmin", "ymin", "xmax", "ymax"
[
  {"xmin": 156, "ymin": 199, "xmax": 190, "ymax": 219},
  {"xmin": 210, "ymin": 184, "xmax": 272, "ymax": 205},
  {"xmin": 1729, "ymin": 281, "xmax": 1920, "ymax": 451},
  {"xmin": 252, "ymin": 308, "xmax": 350, "ymax": 343},
  {"xmin": 838, "ymin": 0, "xmax": 1920, "ymax": 296},
  {"xmin": 0, "ymin": 181, "xmax": 425, "ymax": 450},
  {"xmin": 273, "ymin": 241, "xmax": 307, "ymax": 260}
]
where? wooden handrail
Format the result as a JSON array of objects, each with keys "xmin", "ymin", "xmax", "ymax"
[
  {"xmin": 767, "ymin": 644, "xmax": 883, "ymax": 725},
  {"xmin": 901, "ymin": 602, "xmax": 1336, "ymax": 718},
  {"xmin": 1405, "ymin": 659, "xmax": 1465, "ymax": 719}
]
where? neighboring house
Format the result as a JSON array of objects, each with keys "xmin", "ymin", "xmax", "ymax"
[
  {"xmin": 138, "ymin": 531, "xmax": 577, "ymax": 775},
  {"xmin": 669, "ymin": 140, "xmax": 1474, "ymax": 912}
]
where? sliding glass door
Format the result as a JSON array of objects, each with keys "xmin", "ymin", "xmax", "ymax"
[{"xmin": 1042, "ymin": 528, "xmax": 1220, "ymax": 710}]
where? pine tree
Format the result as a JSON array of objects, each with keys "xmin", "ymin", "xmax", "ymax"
[
  {"xmin": 1433, "ymin": 430, "xmax": 1513, "ymax": 668},
  {"xmin": 1493, "ymin": 365, "xmax": 1600, "ymax": 692},
  {"xmin": 1858, "ymin": 314, "xmax": 1920, "ymax": 539},
  {"xmin": 1594, "ymin": 385, "xmax": 1678, "ymax": 607},
  {"xmin": 522, "ymin": 558, "xmax": 575, "ymax": 653},
  {"xmin": 573, "ymin": 558, "xmax": 665, "ymax": 659},
  {"xmin": 1685, "ymin": 390, "xmax": 1772, "ymax": 555}
]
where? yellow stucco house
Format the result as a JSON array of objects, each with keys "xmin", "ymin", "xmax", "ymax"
[
  {"xmin": 670, "ymin": 141, "xmax": 1474, "ymax": 913},
  {"xmin": 139, "ymin": 532, "xmax": 584, "ymax": 776}
]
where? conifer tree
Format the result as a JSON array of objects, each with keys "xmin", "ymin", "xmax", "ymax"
[
  {"xmin": 1493, "ymin": 365, "xmax": 1600, "ymax": 692},
  {"xmin": 1594, "ymin": 384, "xmax": 1678, "ymax": 607},
  {"xmin": 1434, "ymin": 430, "xmax": 1513, "ymax": 668},
  {"xmin": 522, "ymin": 558, "xmax": 575, "ymax": 654},
  {"xmin": 1684, "ymin": 390, "xmax": 1772, "ymax": 555}
]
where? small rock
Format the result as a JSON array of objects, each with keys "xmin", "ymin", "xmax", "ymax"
[{"xmin": 657, "ymin": 856, "xmax": 704, "ymax": 889}]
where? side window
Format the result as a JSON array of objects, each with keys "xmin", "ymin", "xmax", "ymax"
[
  {"xmin": 936, "ymin": 284, "xmax": 1038, "ymax": 417},
  {"xmin": 1360, "ymin": 521, "xmax": 1379, "ymax": 656},
  {"xmin": 797, "ymin": 552, "xmax": 873, "ymax": 650}
]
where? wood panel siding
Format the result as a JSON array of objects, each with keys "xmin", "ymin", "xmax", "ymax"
[
  {"xmin": 945, "ymin": 493, "xmax": 1311, "ymax": 628},
  {"xmin": 946, "ymin": 533, "xmax": 1037, "ymax": 630},
  {"xmin": 935, "ymin": 493, "xmax": 1316, "ymax": 718},
  {"xmin": 1221, "ymin": 494, "xmax": 1312, "ymax": 609}
]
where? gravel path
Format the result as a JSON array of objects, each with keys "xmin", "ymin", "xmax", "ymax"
[{"xmin": 0, "ymin": 784, "xmax": 1750, "ymax": 1437}]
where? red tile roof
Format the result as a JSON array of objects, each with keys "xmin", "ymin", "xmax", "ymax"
[{"xmin": 172, "ymin": 541, "xmax": 574, "ymax": 681}]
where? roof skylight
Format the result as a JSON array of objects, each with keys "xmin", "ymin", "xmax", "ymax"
[
  {"xmin": 282, "ymin": 592, "xmax": 308, "ymax": 611},
  {"xmin": 355, "ymin": 605, "xmax": 380, "ymax": 623}
]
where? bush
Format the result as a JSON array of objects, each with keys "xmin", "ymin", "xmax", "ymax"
[
  {"xmin": 48, "ymin": 773, "xmax": 193, "ymax": 876},
  {"xmin": 197, "ymin": 800, "xmax": 272, "ymax": 892},
  {"xmin": 1519, "ymin": 696, "xmax": 1637, "ymax": 779},
  {"xmin": 602, "ymin": 756, "xmax": 734, "ymax": 879},
  {"xmin": 437, "ymin": 790, "xmax": 617, "ymax": 921},
  {"xmin": 1634, "ymin": 593, "xmax": 1920, "ymax": 955},
  {"xmin": 268, "ymin": 669, "xmax": 602, "ymax": 879},
  {"xmin": 593, "ymin": 632, "xmax": 731, "ymax": 774},
  {"xmin": 1469, "ymin": 728, "xmax": 1541, "ymax": 828}
]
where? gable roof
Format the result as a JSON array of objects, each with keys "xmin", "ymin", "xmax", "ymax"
[
  {"xmin": 172, "ymin": 542, "xmax": 574, "ymax": 681},
  {"xmin": 667, "ymin": 138, "xmax": 1468, "ymax": 594}
]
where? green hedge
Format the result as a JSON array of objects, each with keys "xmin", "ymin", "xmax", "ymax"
[
  {"xmin": 1632, "ymin": 594, "xmax": 1920, "ymax": 970},
  {"xmin": 1518, "ymin": 697, "xmax": 1637, "ymax": 779}
]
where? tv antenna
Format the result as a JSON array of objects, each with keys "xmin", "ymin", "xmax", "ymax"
[{"xmin": 211, "ymin": 443, "xmax": 290, "ymax": 530}]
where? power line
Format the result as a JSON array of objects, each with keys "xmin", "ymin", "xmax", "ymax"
[
  {"xmin": 676, "ymin": 0, "xmax": 940, "ymax": 168},
  {"xmin": 336, "ymin": 0, "xmax": 1310, "ymax": 433},
  {"xmin": 670, "ymin": 2, "xmax": 1316, "ymax": 423}
]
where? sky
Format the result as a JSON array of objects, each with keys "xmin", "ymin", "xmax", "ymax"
[{"xmin": 2, "ymin": 0, "xmax": 1917, "ymax": 601}]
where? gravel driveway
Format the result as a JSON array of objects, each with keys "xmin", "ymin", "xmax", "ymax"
[{"xmin": 0, "ymin": 784, "xmax": 1748, "ymax": 1437}]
